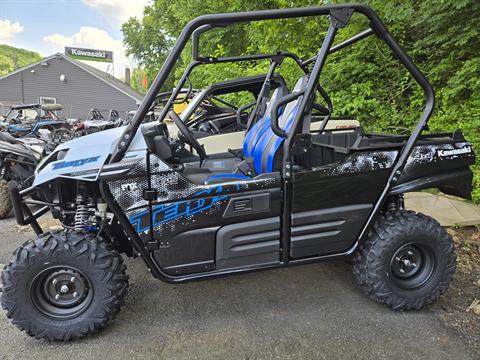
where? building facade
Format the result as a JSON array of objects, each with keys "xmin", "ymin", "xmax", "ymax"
[{"xmin": 0, "ymin": 53, "xmax": 142, "ymax": 119}]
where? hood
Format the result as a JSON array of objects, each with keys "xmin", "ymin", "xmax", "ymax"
[{"xmin": 33, "ymin": 125, "xmax": 147, "ymax": 186}]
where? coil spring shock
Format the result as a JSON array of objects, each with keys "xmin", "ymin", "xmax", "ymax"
[{"xmin": 74, "ymin": 194, "xmax": 89, "ymax": 230}]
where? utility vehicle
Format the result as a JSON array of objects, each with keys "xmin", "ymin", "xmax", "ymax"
[
  {"xmin": 74, "ymin": 108, "xmax": 124, "ymax": 136},
  {"xmin": 0, "ymin": 133, "xmax": 47, "ymax": 218},
  {"xmin": 1, "ymin": 103, "xmax": 68, "ymax": 139},
  {"xmin": 1, "ymin": 4, "xmax": 476, "ymax": 341}
]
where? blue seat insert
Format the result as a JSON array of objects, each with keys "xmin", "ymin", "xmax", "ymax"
[
  {"xmin": 252, "ymin": 76, "xmax": 309, "ymax": 175},
  {"xmin": 243, "ymin": 86, "xmax": 288, "ymax": 158}
]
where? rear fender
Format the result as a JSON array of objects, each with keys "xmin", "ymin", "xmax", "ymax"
[
  {"xmin": 390, "ymin": 167, "xmax": 473, "ymax": 199},
  {"xmin": 390, "ymin": 141, "xmax": 475, "ymax": 199}
]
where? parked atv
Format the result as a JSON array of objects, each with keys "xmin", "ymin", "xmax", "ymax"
[
  {"xmin": 2, "ymin": 4, "xmax": 476, "ymax": 342},
  {"xmin": 123, "ymin": 109, "xmax": 158, "ymax": 126},
  {"xmin": 0, "ymin": 103, "xmax": 69, "ymax": 139},
  {"xmin": 74, "ymin": 108, "xmax": 123, "ymax": 136},
  {"xmin": 0, "ymin": 133, "xmax": 49, "ymax": 217}
]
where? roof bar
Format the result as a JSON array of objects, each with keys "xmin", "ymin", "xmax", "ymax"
[{"xmin": 303, "ymin": 27, "xmax": 374, "ymax": 66}]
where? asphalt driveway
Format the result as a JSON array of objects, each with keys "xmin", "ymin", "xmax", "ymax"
[{"xmin": 0, "ymin": 216, "xmax": 476, "ymax": 360}]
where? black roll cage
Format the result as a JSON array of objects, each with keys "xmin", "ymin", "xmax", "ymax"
[
  {"xmin": 13, "ymin": 4, "xmax": 434, "ymax": 283},
  {"xmin": 112, "ymin": 4, "xmax": 433, "ymax": 164}
]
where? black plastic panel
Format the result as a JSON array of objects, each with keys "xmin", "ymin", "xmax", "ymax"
[
  {"xmin": 223, "ymin": 192, "xmax": 270, "ymax": 218},
  {"xmin": 153, "ymin": 227, "xmax": 217, "ymax": 275},
  {"xmin": 216, "ymin": 217, "xmax": 280, "ymax": 270},
  {"xmin": 290, "ymin": 204, "xmax": 372, "ymax": 258},
  {"xmin": 293, "ymin": 169, "xmax": 390, "ymax": 213}
]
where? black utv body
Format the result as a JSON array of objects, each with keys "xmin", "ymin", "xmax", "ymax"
[{"xmin": 1, "ymin": 4, "xmax": 476, "ymax": 341}]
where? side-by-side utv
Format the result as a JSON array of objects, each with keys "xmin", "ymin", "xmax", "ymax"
[{"xmin": 1, "ymin": 4, "xmax": 476, "ymax": 341}]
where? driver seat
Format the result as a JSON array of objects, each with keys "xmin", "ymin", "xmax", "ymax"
[
  {"xmin": 184, "ymin": 83, "xmax": 288, "ymax": 178},
  {"xmin": 187, "ymin": 75, "xmax": 310, "ymax": 185}
]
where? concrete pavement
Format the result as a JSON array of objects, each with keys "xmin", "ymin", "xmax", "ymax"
[{"xmin": 406, "ymin": 192, "xmax": 480, "ymax": 226}]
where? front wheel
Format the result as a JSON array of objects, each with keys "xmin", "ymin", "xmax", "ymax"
[
  {"xmin": 353, "ymin": 210, "xmax": 456, "ymax": 310},
  {"xmin": 0, "ymin": 231, "xmax": 129, "ymax": 341}
]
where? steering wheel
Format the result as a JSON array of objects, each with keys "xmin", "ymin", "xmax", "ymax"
[{"xmin": 168, "ymin": 111, "xmax": 207, "ymax": 163}]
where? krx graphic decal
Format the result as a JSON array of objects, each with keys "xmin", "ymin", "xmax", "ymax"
[{"xmin": 52, "ymin": 155, "xmax": 101, "ymax": 170}]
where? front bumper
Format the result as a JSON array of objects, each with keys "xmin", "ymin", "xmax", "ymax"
[{"xmin": 8, "ymin": 181, "xmax": 50, "ymax": 235}]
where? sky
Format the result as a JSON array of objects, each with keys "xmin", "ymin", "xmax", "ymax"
[{"xmin": 0, "ymin": 0, "xmax": 150, "ymax": 78}]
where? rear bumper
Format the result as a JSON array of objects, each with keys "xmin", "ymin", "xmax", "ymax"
[{"xmin": 8, "ymin": 181, "xmax": 49, "ymax": 235}]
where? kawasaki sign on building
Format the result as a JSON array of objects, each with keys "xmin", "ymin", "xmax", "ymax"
[{"xmin": 65, "ymin": 47, "xmax": 113, "ymax": 63}]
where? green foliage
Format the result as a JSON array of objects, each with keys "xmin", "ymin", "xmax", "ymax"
[
  {"xmin": 130, "ymin": 67, "xmax": 148, "ymax": 94},
  {"xmin": 122, "ymin": 0, "xmax": 480, "ymax": 202},
  {"xmin": 0, "ymin": 45, "xmax": 41, "ymax": 76}
]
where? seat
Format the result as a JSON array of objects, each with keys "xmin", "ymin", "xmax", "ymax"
[
  {"xmin": 252, "ymin": 75, "xmax": 310, "ymax": 174},
  {"xmin": 183, "ymin": 75, "xmax": 310, "ymax": 184},
  {"xmin": 243, "ymin": 85, "xmax": 289, "ymax": 158},
  {"xmin": 185, "ymin": 83, "xmax": 289, "ymax": 176}
]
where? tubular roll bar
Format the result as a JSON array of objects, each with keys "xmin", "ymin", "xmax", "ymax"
[
  {"xmin": 271, "ymin": 91, "xmax": 305, "ymax": 137},
  {"xmin": 103, "ymin": 4, "xmax": 435, "ymax": 278},
  {"xmin": 303, "ymin": 27, "xmax": 374, "ymax": 66},
  {"xmin": 112, "ymin": 4, "xmax": 434, "ymax": 163}
]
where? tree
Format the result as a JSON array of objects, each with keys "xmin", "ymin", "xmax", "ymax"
[{"xmin": 0, "ymin": 45, "xmax": 41, "ymax": 76}]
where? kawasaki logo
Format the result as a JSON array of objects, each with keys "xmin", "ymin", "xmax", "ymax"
[
  {"xmin": 52, "ymin": 156, "xmax": 101, "ymax": 170},
  {"xmin": 65, "ymin": 46, "xmax": 113, "ymax": 63},
  {"xmin": 71, "ymin": 48, "xmax": 106, "ymax": 58},
  {"xmin": 437, "ymin": 146, "xmax": 472, "ymax": 157}
]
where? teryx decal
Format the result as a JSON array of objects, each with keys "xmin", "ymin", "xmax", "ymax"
[
  {"xmin": 129, "ymin": 185, "xmax": 232, "ymax": 233},
  {"xmin": 52, "ymin": 156, "xmax": 101, "ymax": 170}
]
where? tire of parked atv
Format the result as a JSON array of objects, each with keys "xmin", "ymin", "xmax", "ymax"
[
  {"xmin": 353, "ymin": 210, "xmax": 456, "ymax": 310},
  {"xmin": 0, "ymin": 179, "xmax": 12, "ymax": 218},
  {"xmin": 0, "ymin": 231, "xmax": 129, "ymax": 341}
]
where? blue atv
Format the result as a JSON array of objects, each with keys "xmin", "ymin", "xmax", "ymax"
[{"xmin": 1, "ymin": 103, "xmax": 70, "ymax": 140}]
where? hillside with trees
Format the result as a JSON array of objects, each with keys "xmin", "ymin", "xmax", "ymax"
[
  {"xmin": 122, "ymin": 0, "xmax": 479, "ymax": 202},
  {"xmin": 0, "ymin": 44, "xmax": 41, "ymax": 76}
]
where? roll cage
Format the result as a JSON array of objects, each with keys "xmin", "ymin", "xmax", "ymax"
[{"xmin": 114, "ymin": 4, "xmax": 433, "ymax": 165}]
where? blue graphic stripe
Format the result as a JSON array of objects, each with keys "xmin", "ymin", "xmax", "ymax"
[{"xmin": 129, "ymin": 185, "xmax": 230, "ymax": 233}]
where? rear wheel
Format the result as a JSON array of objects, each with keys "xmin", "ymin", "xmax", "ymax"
[
  {"xmin": 0, "ymin": 179, "xmax": 12, "ymax": 218},
  {"xmin": 1, "ymin": 231, "xmax": 128, "ymax": 341},
  {"xmin": 353, "ymin": 210, "xmax": 456, "ymax": 310}
]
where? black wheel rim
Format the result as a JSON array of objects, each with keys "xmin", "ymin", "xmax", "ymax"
[
  {"xmin": 30, "ymin": 266, "xmax": 93, "ymax": 319},
  {"xmin": 389, "ymin": 243, "xmax": 436, "ymax": 289}
]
